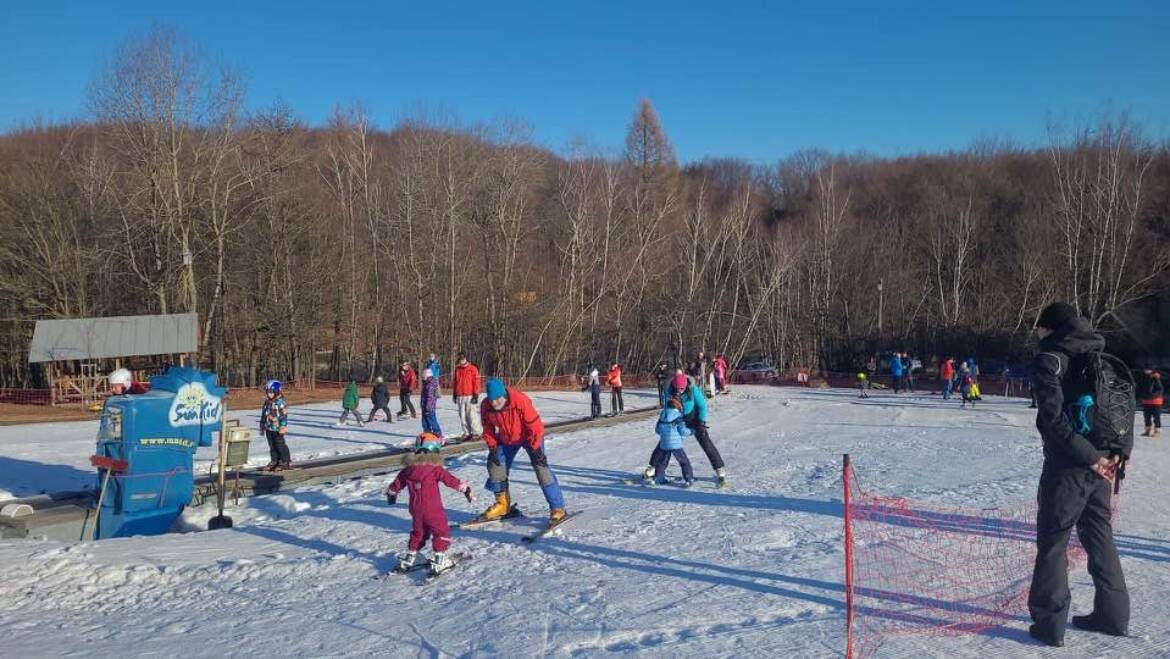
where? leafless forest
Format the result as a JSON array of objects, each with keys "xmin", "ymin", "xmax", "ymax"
[{"xmin": 2, "ymin": 30, "xmax": 1168, "ymax": 387}]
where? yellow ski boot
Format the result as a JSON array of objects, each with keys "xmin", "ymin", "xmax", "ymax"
[{"xmin": 481, "ymin": 491, "xmax": 511, "ymax": 521}]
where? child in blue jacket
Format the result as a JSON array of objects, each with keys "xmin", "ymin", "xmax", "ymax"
[{"xmin": 652, "ymin": 396, "xmax": 694, "ymax": 486}]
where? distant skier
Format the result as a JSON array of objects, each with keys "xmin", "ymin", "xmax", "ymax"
[
  {"xmin": 713, "ymin": 354, "xmax": 729, "ymax": 394},
  {"xmin": 338, "ymin": 377, "xmax": 364, "ymax": 426},
  {"xmin": 902, "ymin": 353, "xmax": 915, "ymax": 392},
  {"xmin": 451, "ymin": 353, "xmax": 483, "ymax": 442},
  {"xmin": 654, "ymin": 362, "xmax": 670, "ymax": 408},
  {"xmin": 426, "ymin": 353, "xmax": 442, "ymax": 388},
  {"xmin": 260, "ymin": 380, "xmax": 291, "ymax": 471},
  {"xmin": 650, "ymin": 395, "xmax": 694, "ymax": 486},
  {"xmin": 606, "ymin": 361, "xmax": 624, "ymax": 416},
  {"xmin": 384, "ymin": 432, "xmax": 474, "ymax": 576},
  {"xmin": 890, "ymin": 352, "xmax": 904, "ymax": 393},
  {"xmin": 478, "ymin": 378, "xmax": 568, "ymax": 526},
  {"xmin": 1139, "ymin": 368, "xmax": 1163, "ymax": 437},
  {"xmin": 959, "ymin": 364, "xmax": 976, "ymax": 408},
  {"xmin": 367, "ymin": 376, "xmax": 394, "ymax": 423},
  {"xmin": 856, "ymin": 372, "xmax": 870, "ymax": 399},
  {"xmin": 420, "ymin": 368, "xmax": 442, "ymax": 436},
  {"xmin": 584, "ymin": 363, "xmax": 602, "ymax": 419},
  {"xmin": 397, "ymin": 361, "xmax": 418, "ymax": 420},
  {"xmin": 940, "ymin": 357, "xmax": 955, "ymax": 400}
]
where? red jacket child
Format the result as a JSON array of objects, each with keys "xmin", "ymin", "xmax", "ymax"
[{"xmin": 385, "ymin": 433, "xmax": 473, "ymax": 571}]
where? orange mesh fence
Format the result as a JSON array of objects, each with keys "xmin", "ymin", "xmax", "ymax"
[{"xmin": 842, "ymin": 454, "xmax": 1104, "ymax": 658}]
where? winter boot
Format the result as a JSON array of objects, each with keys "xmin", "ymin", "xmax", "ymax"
[
  {"xmin": 1154, "ymin": 427, "xmax": 1162, "ymax": 438},
  {"xmin": 481, "ymin": 491, "xmax": 511, "ymax": 521},
  {"xmin": 641, "ymin": 465, "xmax": 655, "ymax": 480},
  {"xmin": 716, "ymin": 467, "xmax": 728, "ymax": 488},
  {"xmin": 1071, "ymin": 614, "xmax": 1127, "ymax": 637},
  {"xmin": 429, "ymin": 552, "xmax": 454, "ymax": 576},
  {"xmin": 395, "ymin": 550, "xmax": 419, "ymax": 572},
  {"xmin": 549, "ymin": 508, "xmax": 568, "ymax": 526},
  {"xmin": 1142, "ymin": 425, "xmax": 1152, "ymax": 437}
]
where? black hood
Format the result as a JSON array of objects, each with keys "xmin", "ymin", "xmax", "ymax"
[{"xmin": 1039, "ymin": 316, "xmax": 1105, "ymax": 356}]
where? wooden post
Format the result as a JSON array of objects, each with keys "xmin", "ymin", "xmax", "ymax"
[{"xmin": 48, "ymin": 363, "xmax": 57, "ymax": 407}]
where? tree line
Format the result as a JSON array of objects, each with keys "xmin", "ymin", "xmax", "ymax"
[{"xmin": 1, "ymin": 28, "xmax": 1168, "ymax": 388}]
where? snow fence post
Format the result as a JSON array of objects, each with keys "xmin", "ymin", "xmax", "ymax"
[{"xmin": 843, "ymin": 453, "xmax": 855, "ymax": 659}]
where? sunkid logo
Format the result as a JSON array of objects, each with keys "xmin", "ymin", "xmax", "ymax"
[{"xmin": 169, "ymin": 382, "xmax": 223, "ymax": 427}]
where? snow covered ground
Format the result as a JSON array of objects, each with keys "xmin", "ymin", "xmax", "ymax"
[
  {"xmin": 0, "ymin": 388, "xmax": 657, "ymax": 500},
  {"xmin": 1, "ymin": 386, "xmax": 1167, "ymax": 658}
]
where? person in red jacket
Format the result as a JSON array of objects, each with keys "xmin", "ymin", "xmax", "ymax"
[
  {"xmin": 384, "ymin": 432, "xmax": 474, "ymax": 576},
  {"xmin": 940, "ymin": 357, "xmax": 956, "ymax": 400},
  {"xmin": 606, "ymin": 362, "xmax": 624, "ymax": 416},
  {"xmin": 478, "ymin": 378, "xmax": 567, "ymax": 526},
  {"xmin": 396, "ymin": 361, "xmax": 418, "ymax": 419},
  {"xmin": 451, "ymin": 353, "xmax": 483, "ymax": 442},
  {"xmin": 1139, "ymin": 369, "xmax": 1163, "ymax": 437}
]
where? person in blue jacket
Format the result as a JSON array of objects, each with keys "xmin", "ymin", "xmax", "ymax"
[
  {"xmin": 641, "ymin": 373, "xmax": 727, "ymax": 487},
  {"xmin": 426, "ymin": 353, "xmax": 442, "ymax": 388},
  {"xmin": 651, "ymin": 395, "xmax": 694, "ymax": 486},
  {"xmin": 890, "ymin": 352, "xmax": 905, "ymax": 393}
]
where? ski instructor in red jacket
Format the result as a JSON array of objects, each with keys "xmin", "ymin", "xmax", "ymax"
[{"xmin": 478, "ymin": 378, "xmax": 567, "ymax": 525}]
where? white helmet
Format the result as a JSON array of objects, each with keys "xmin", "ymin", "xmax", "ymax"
[{"xmin": 108, "ymin": 368, "xmax": 132, "ymax": 388}]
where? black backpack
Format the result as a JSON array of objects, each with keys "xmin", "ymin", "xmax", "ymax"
[{"xmin": 1062, "ymin": 351, "xmax": 1135, "ymax": 455}]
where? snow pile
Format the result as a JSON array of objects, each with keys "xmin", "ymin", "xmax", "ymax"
[{"xmin": 1, "ymin": 386, "xmax": 1167, "ymax": 657}]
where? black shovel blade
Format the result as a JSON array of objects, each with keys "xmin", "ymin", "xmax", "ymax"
[{"xmin": 208, "ymin": 515, "xmax": 234, "ymax": 530}]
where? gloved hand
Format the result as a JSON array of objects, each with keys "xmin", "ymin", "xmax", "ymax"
[
  {"xmin": 472, "ymin": 394, "xmax": 479, "ymax": 405},
  {"xmin": 462, "ymin": 485, "xmax": 475, "ymax": 503},
  {"xmin": 385, "ymin": 489, "xmax": 397, "ymax": 506}
]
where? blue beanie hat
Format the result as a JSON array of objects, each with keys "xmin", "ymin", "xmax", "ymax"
[{"xmin": 485, "ymin": 378, "xmax": 507, "ymax": 401}]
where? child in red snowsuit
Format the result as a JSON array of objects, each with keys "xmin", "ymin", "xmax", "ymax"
[{"xmin": 384, "ymin": 432, "xmax": 474, "ymax": 574}]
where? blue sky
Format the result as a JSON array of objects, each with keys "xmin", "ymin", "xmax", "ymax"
[{"xmin": 2, "ymin": 1, "xmax": 1168, "ymax": 162}]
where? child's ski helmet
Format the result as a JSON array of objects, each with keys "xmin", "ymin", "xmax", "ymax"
[
  {"xmin": 265, "ymin": 379, "xmax": 282, "ymax": 394},
  {"xmin": 415, "ymin": 432, "xmax": 444, "ymax": 453}
]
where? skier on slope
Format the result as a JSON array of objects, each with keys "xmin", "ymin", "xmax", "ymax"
[
  {"xmin": 367, "ymin": 376, "xmax": 394, "ymax": 423},
  {"xmin": 384, "ymin": 432, "xmax": 474, "ymax": 576},
  {"xmin": 260, "ymin": 380, "xmax": 291, "ymax": 471},
  {"xmin": 583, "ymin": 362, "xmax": 603, "ymax": 419},
  {"xmin": 420, "ymin": 368, "xmax": 442, "ymax": 437},
  {"xmin": 642, "ymin": 372, "xmax": 727, "ymax": 487},
  {"xmin": 338, "ymin": 377, "xmax": 364, "ymax": 426},
  {"xmin": 650, "ymin": 394, "xmax": 695, "ymax": 486},
  {"xmin": 478, "ymin": 378, "xmax": 568, "ymax": 526},
  {"xmin": 606, "ymin": 361, "xmax": 624, "ymax": 416},
  {"xmin": 396, "ymin": 361, "xmax": 418, "ymax": 419},
  {"xmin": 451, "ymin": 353, "xmax": 483, "ymax": 442}
]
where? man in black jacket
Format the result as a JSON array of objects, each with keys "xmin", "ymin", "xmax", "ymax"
[
  {"xmin": 1027, "ymin": 302, "xmax": 1129, "ymax": 647},
  {"xmin": 367, "ymin": 376, "xmax": 394, "ymax": 423}
]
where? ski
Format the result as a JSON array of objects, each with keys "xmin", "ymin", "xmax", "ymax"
[
  {"xmin": 520, "ymin": 511, "xmax": 583, "ymax": 544},
  {"xmin": 423, "ymin": 552, "xmax": 471, "ymax": 582},
  {"xmin": 452, "ymin": 504, "xmax": 524, "ymax": 529}
]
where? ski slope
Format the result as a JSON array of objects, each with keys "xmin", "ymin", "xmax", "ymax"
[
  {"xmin": 1, "ymin": 386, "xmax": 1167, "ymax": 658},
  {"xmin": 0, "ymin": 388, "xmax": 657, "ymax": 500}
]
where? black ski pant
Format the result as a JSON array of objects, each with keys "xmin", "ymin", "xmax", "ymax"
[
  {"xmin": 590, "ymin": 385, "xmax": 602, "ymax": 418},
  {"xmin": 656, "ymin": 380, "xmax": 666, "ymax": 408},
  {"xmin": 367, "ymin": 403, "xmax": 393, "ymax": 422},
  {"xmin": 398, "ymin": 388, "xmax": 416, "ymax": 416},
  {"xmin": 1028, "ymin": 463, "xmax": 1129, "ymax": 640},
  {"xmin": 611, "ymin": 387, "xmax": 624, "ymax": 414},
  {"xmin": 1144, "ymin": 405, "xmax": 1162, "ymax": 429},
  {"xmin": 266, "ymin": 429, "xmax": 290, "ymax": 465}
]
